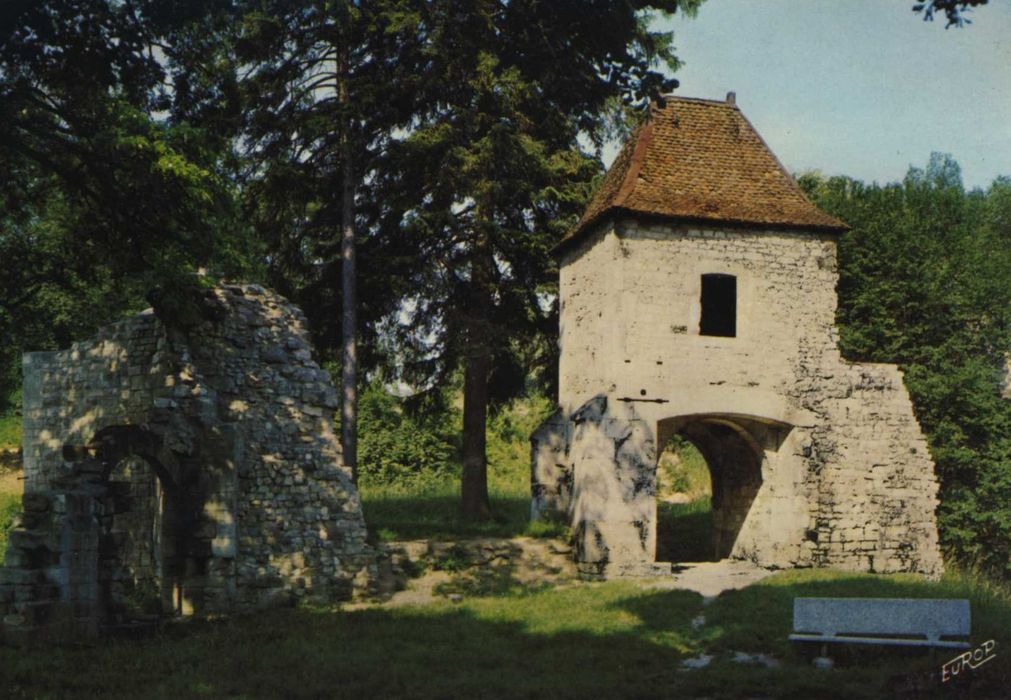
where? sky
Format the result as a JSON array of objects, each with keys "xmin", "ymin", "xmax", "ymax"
[{"xmin": 634, "ymin": 0, "xmax": 1011, "ymax": 190}]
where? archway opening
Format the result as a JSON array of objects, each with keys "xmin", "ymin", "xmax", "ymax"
[
  {"xmin": 104, "ymin": 455, "xmax": 177, "ymax": 620},
  {"xmin": 655, "ymin": 436, "xmax": 713, "ymax": 562},
  {"xmin": 655, "ymin": 416, "xmax": 766, "ymax": 563},
  {"xmin": 88, "ymin": 426, "xmax": 185, "ymax": 624}
]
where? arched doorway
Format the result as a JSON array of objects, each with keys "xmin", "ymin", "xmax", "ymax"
[
  {"xmin": 87, "ymin": 426, "xmax": 185, "ymax": 623},
  {"xmin": 655, "ymin": 414, "xmax": 788, "ymax": 563}
]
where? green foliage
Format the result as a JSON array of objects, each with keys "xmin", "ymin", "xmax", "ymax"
[
  {"xmin": 359, "ymin": 390, "xmax": 566, "ymax": 539},
  {"xmin": 804, "ymin": 156, "xmax": 1011, "ymax": 579},
  {"xmin": 0, "ymin": 1, "xmax": 259, "ymax": 400},
  {"xmin": 357, "ymin": 380, "xmax": 458, "ymax": 487},
  {"xmin": 657, "ymin": 436, "xmax": 711, "ymax": 498},
  {"xmin": 0, "ymin": 492, "xmax": 19, "ymax": 555},
  {"xmin": 0, "ymin": 402, "xmax": 20, "ymax": 449},
  {"xmin": 487, "ymin": 393, "xmax": 555, "ymax": 491}
]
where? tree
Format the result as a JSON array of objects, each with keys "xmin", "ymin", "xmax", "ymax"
[
  {"xmin": 0, "ymin": 0, "xmax": 249, "ymax": 403},
  {"xmin": 381, "ymin": 0, "xmax": 702, "ymax": 519},
  {"xmin": 913, "ymin": 0, "xmax": 990, "ymax": 26},
  {"xmin": 176, "ymin": 0, "xmax": 428, "ymax": 483}
]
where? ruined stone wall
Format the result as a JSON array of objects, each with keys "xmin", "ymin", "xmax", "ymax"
[
  {"xmin": 2, "ymin": 284, "xmax": 374, "ymax": 640},
  {"xmin": 198, "ymin": 284, "xmax": 372, "ymax": 606},
  {"xmin": 536, "ymin": 217, "xmax": 942, "ymax": 577},
  {"xmin": 21, "ymin": 312, "xmax": 169, "ymax": 493}
]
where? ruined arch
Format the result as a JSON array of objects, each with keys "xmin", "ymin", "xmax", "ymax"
[
  {"xmin": 84, "ymin": 425, "xmax": 187, "ymax": 621},
  {"xmin": 1, "ymin": 283, "xmax": 378, "ymax": 642}
]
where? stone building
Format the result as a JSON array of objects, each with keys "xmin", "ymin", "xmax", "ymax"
[
  {"xmin": 531, "ymin": 94, "xmax": 943, "ymax": 578},
  {"xmin": 0, "ymin": 284, "xmax": 374, "ymax": 641}
]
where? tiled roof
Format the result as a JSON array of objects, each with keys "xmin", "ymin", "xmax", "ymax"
[{"xmin": 560, "ymin": 95, "xmax": 847, "ymax": 250}]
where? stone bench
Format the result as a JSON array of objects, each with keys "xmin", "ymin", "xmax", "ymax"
[{"xmin": 789, "ymin": 597, "xmax": 971, "ymax": 650}]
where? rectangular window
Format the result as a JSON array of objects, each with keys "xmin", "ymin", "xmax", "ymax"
[{"xmin": 700, "ymin": 274, "xmax": 736, "ymax": 337}]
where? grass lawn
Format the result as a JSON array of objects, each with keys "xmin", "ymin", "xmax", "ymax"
[
  {"xmin": 656, "ymin": 496, "xmax": 714, "ymax": 563},
  {"xmin": 0, "ymin": 569, "xmax": 1007, "ymax": 699},
  {"xmin": 0, "ymin": 410, "xmax": 19, "ymax": 451},
  {"xmin": 359, "ymin": 478, "xmax": 565, "ymax": 541}
]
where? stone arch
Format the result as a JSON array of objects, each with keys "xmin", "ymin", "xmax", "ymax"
[
  {"xmin": 656, "ymin": 414, "xmax": 789, "ymax": 561},
  {"xmin": 83, "ymin": 425, "xmax": 187, "ymax": 621}
]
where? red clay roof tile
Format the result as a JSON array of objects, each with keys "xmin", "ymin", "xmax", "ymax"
[{"xmin": 560, "ymin": 96, "xmax": 847, "ymax": 250}]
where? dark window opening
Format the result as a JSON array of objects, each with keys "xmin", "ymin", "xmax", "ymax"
[{"xmin": 700, "ymin": 274, "xmax": 736, "ymax": 337}]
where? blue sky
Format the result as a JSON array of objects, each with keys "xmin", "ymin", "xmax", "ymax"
[{"xmin": 638, "ymin": 0, "xmax": 1011, "ymax": 190}]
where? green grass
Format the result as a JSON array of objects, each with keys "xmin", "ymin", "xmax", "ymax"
[
  {"xmin": 0, "ymin": 492, "xmax": 19, "ymax": 554},
  {"xmin": 358, "ymin": 394, "xmax": 565, "ymax": 541},
  {"xmin": 360, "ymin": 478, "xmax": 566, "ymax": 540},
  {"xmin": 656, "ymin": 496, "xmax": 714, "ymax": 562},
  {"xmin": 0, "ymin": 569, "xmax": 1007, "ymax": 699},
  {"xmin": 0, "ymin": 411, "xmax": 19, "ymax": 450}
]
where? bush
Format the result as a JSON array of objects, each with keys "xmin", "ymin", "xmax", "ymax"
[
  {"xmin": 657, "ymin": 436, "xmax": 710, "ymax": 499},
  {"xmin": 0, "ymin": 492, "xmax": 20, "ymax": 554},
  {"xmin": 357, "ymin": 380, "xmax": 458, "ymax": 487}
]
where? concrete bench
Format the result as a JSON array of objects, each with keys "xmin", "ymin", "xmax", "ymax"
[{"xmin": 789, "ymin": 597, "xmax": 971, "ymax": 650}]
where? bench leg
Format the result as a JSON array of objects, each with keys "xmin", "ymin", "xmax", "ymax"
[{"xmin": 811, "ymin": 643, "xmax": 835, "ymax": 670}]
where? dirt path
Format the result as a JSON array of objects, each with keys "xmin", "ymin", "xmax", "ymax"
[
  {"xmin": 0, "ymin": 469, "xmax": 23, "ymax": 497},
  {"xmin": 646, "ymin": 560, "xmax": 775, "ymax": 601}
]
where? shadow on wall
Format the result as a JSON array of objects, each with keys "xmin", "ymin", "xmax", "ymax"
[{"xmin": 0, "ymin": 424, "xmax": 227, "ymax": 638}]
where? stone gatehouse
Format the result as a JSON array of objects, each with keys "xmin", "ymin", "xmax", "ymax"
[
  {"xmin": 531, "ymin": 94, "xmax": 943, "ymax": 578},
  {"xmin": 0, "ymin": 284, "xmax": 374, "ymax": 641}
]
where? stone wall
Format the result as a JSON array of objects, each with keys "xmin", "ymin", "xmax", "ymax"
[
  {"xmin": 533, "ymin": 218, "xmax": 943, "ymax": 578},
  {"xmin": 1, "ymin": 284, "xmax": 375, "ymax": 641}
]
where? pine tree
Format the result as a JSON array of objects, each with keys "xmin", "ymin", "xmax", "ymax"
[
  {"xmin": 201, "ymin": 0, "xmax": 429, "ymax": 481},
  {"xmin": 381, "ymin": 0, "xmax": 702, "ymax": 519}
]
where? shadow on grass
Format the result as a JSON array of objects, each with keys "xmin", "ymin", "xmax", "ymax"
[
  {"xmin": 0, "ymin": 592, "xmax": 699, "ymax": 699},
  {"xmin": 1, "ymin": 573, "xmax": 1007, "ymax": 699},
  {"xmin": 675, "ymin": 570, "xmax": 1011, "ymax": 698}
]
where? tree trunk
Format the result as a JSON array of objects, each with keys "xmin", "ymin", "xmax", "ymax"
[
  {"xmin": 461, "ymin": 231, "xmax": 494, "ymax": 521},
  {"xmin": 338, "ymin": 44, "xmax": 358, "ymax": 483},
  {"xmin": 461, "ymin": 351, "xmax": 492, "ymax": 520}
]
